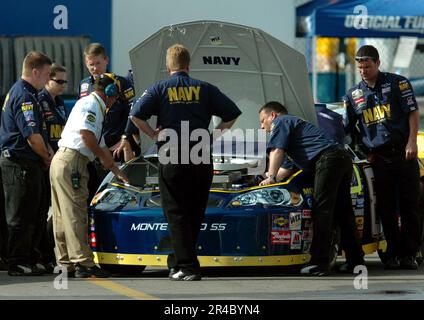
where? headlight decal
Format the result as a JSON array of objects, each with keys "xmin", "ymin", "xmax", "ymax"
[{"xmin": 229, "ymin": 187, "xmax": 303, "ymax": 207}]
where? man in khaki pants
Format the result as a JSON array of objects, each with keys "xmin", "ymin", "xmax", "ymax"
[{"xmin": 50, "ymin": 73, "xmax": 128, "ymax": 278}]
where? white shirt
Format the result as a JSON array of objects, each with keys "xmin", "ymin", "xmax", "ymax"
[{"xmin": 58, "ymin": 92, "xmax": 107, "ymax": 161}]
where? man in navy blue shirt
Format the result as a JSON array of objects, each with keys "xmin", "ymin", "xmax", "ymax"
[
  {"xmin": 259, "ymin": 101, "xmax": 363, "ymax": 275},
  {"xmin": 315, "ymin": 103, "xmax": 345, "ymax": 146},
  {"xmin": 344, "ymin": 45, "xmax": 420, "ymax": 270},
  {"xmin": 80, "ymin": 43, "xmax": 139, "ymax": 200},
  {"xmin": 130, "ymin": 44, "xmax": 241, "ymax": 281},
  {"xmin": 37, "ymin": 63, "xmax": 68, "ymax": 273},
  {"xmin": 0, "ymin": 51, "xmax": 53, "ymax": 276}
]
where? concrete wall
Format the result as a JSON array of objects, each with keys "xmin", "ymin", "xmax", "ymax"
[{"xmin": 112, "ymin": 0, "xmax": 295, "ymax": 75}]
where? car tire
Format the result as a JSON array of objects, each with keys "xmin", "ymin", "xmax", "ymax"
[{"xmin": 99, "ymin": 264, "xmax": 146, "ymax": 275}]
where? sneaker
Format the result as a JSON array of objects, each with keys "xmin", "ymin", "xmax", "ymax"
[
  {"xmin": 384, "ymin": 257, "xmax": 400, "ymax": 270},
  {"xmin": 300, "ymin": 264, "xmax": 329, "ymax": 276},
  {"xmin": 75, "ymin": 265, "xmax": 109, "ymax": 278},
  {"xmin": 399, "ymin": 256, "xmax": 418, "ymax": 270},
  {"xmin": 8, "ymin": 264, "xmax": 44, "ymax": 276},
  {"xmin": 170, "ymin": 269, "xmax": 201, "ymax": 281},
  {"xmin": 168, "ymin": 267, "xmax": 179, "ymax": 278}
]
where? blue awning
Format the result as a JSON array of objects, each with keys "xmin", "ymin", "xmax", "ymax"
[{"xmin": 310, "ymin": 0, "xmax": 424, "ymax": 37}]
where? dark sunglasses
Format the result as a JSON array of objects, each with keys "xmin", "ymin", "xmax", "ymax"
[
  {"xmin": 51, "ymin": 79, "xmax": 68, "ymax": 85},
  {"xmin": 355, "ymin": 56, "xmax": 377, "ymax": 62}
]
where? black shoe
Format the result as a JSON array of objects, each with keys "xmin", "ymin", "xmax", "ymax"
[
  {"xmin": 168, "ymin": 268, "xmax": 179, "ymax": 278},
  {"xmin": 300, "ymin": 264, "xmax": 329, "ymax": 276},
  {"xmin": 43, "ymin": 262, "xmax": 56, "ymax": 274},
  {"xmin": 384, "ymin": 257, "xmax": 400, "ymax": 270},
  {"xmin": 335, "ymin": 261, "xmax": 365, "ymax": 274},
  {"xmin": 75, "ymin": 265, "xmax": 109, "ymax": 278},
  {"xmin": 399, "ymin": 256, "xmax": 418, "ymax": 270},
  {"xmin": 8, "ymin": 264, "xmax": 44, "ymax": 276},
  {"xmin": 0, "ymin": 258, "xmax": 7, "ymax": 271},
  {"xmin": 170, "ymin": 269, "xmax": 201, "ymax": 281}
]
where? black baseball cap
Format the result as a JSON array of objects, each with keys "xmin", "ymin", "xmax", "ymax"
[{"xmin": 355, "ymin": 45, "xmax": 379, "ymax": 62}]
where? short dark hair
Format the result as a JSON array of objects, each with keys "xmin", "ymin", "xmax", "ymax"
[
  {"xmin": 355, "ymin": 45, "xmax": 379, "ymax": 62},
  {"xmin": 22, "ymin": 51, "xmax": 52, "ymax": 76},
  {"xmin": 84, "ymin": 43, "xmax": 107, "ymax": 59},
  {"xmin": 259, "ymin": 101, "xmax": 288, "ymax": 115},
  {"xmin": 50, "ymin": 63, "xmax": 67, "ymax": 78}
]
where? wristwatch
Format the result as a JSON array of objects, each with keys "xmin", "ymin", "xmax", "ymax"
[{"xmin": 269, "ymin": 174, "xmax": 277, "ymax": 182}]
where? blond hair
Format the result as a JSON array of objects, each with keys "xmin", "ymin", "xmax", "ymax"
[
  {"xmin": 166, "ymin": 44, "xmax": 190, "ymax": 72},
  {"xmin": 22, "ymin": 51, "xmax": 52, "ymax": 77}
]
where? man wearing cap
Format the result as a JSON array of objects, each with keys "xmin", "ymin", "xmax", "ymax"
[
  {"xmin": 344, "ymin": 45, "xmax": 420, "ymax": 270},
  {"xmin": 80, "ymin": 43, "xmax": 139, "ymax": 200},
  {"xmin": 50, "ymin": 73, "xmax": 129, "ymax": 278}
]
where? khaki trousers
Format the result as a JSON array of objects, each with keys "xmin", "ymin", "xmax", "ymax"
[{"xmin": 50, "ymin": 147, "xmax": 95, "ymax": 269}]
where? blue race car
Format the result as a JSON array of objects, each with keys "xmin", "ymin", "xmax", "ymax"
[{"xmin": 89, "ymin": 143, "xmax": 386, "ymax": 274}]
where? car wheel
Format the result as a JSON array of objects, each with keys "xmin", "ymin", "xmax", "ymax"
[
  {"xmin": 329, "ymin": 226, "xmax": 341, "ymax": 269},
  {"xmin": 99, "ymin": 264, "xmax": 146, "ymax": 275}
]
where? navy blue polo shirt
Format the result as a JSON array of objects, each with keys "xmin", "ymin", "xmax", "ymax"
[
  {"xmin": 344, "ymin": 72, "xmax": 418, "ymax": 150},
  {"xmin": 79, "ymin": 74, "xmax": 137, "ymax": 147},
  {"xmin": 38, "ymin": 89, "xmax": 67, "ymax": 153},
  {"xmin": 0, "ymin": 79, "xmax": 46, "ymax": 162},
  {"xmin": 130, "ymin": 71, "xmax": 242, "ymax": 141},
  {"xmin": 315, "ymin": 104, "xmax": 345, "ymax": 146},
  {"xmin": 267, "ymin": 115, "xmax": 337, "ymax": 171}
]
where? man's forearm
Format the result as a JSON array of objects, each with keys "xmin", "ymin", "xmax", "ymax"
[
  {"xmin": 27, "ymin": 133, "xmax": 50, "ymax": 161},
  {"xmin": 130, "ymin": 116, "xmax": 156, "ymax": 139},
  {"xmin": 408, "ymin": 110, "xmax": 419, "ymax": 143},
  {"xmin": 268, "ymin": 148, "xmax": 285, "ymax": 177}
]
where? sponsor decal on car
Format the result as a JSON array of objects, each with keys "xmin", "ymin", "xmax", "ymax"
[
  {"xmin": 271, "ymin": 231, "xmax": 290, "ymax": 244},
  {"xmin": 354, "ymin": 208, "xmax": 364, "ymax": 217},
  {"xmin": 290, "ymin": 231, "xmax": 302, "ymax": 250},
  {"xmin": 355, "ymin": 217, "xmax": 364, "ymax": 230},
  {"xmin": 302, "ymin": 230, "xmax": 313, "ymax": 241},
  {"xmin": 302, "ymin": 209, "xmax": 311, "ymax": 219},
  {"xmin": 272, "ymin": 214, "xmax": 290, "ymax": 231},
  {"xmin": 289, "ymin": 212, "xmax": 302, "ymax": 231},
  {"xmin": 302, "ymin": 240, "xmax": 311, "ymax": 253},
  {"xmin": 356, "ymin": 197, "xmax": 364, "ymax": 208},
  {"xmin": 304, "ymin": 220, "xmax": 313, "ymax": 229}
]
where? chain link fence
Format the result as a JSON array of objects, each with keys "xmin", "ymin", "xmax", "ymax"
[{"xmin": 293, "ymin": 36, "xmax": 424, "ymax": 103}]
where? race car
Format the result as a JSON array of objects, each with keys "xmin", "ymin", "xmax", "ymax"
[{"xmin": 88, "ymin": 141, "xmax": 386, "ymax": 274}]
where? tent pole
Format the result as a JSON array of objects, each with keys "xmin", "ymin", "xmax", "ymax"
[{"xmin": 312, "ymin": 35, "xmax": 318, "ymax": 102}]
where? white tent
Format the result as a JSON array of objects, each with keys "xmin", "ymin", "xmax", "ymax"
[{"xmin": 130, "ymin": 20, "xmax": 316, "ymax": 135}]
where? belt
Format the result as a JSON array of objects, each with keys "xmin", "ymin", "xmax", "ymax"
[
  {"xmin": 58, "ymin": 147, "xmax": 89, "ymax": 161},
  {"xmin": 0, "ymin": 150, "xmax": 39, "ymax": 166},
  {"xmin": 314, "ymin": 146, "xmax": 341, "ymax": 161}
]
